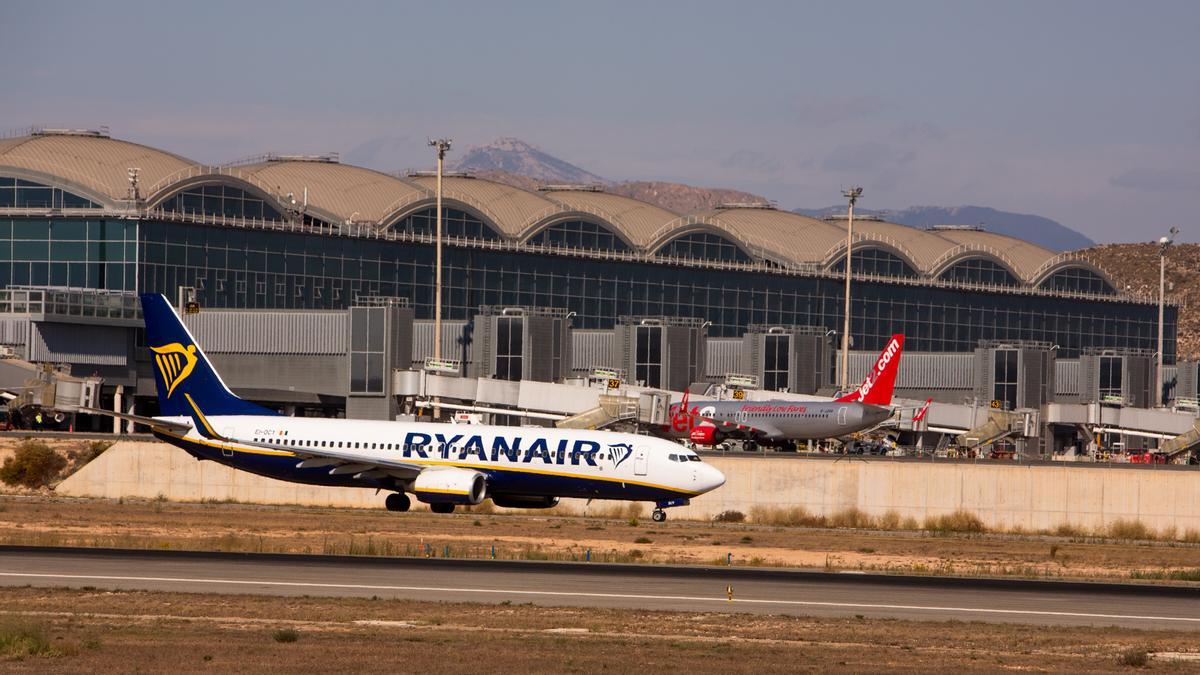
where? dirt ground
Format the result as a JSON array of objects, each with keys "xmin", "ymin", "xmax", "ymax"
[
  {"xmin": 0, "ymin": 587, "xmax": 1197, "ymax": 673},
  {"xmin": 1, "ymin": 495, "xmax": 1199, "ymax": 583}
]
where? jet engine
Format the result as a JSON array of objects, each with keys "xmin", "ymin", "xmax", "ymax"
[
  {"xmin": 413, "ymin": 468, "xmax": 486, "ymax": 505},
  {"xmin": 688, "ymin": 424, "xmax": 724, "ymax": 447},
  {"xmin": 490, "ymin": 494, "xmax": 560, "ymax": 509}
]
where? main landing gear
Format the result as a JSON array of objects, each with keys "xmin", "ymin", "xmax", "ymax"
[
  {"xmin": 651, "ymin": 509, "xmax": 667, "ymax": 523},
  {"xmin": 385, "ymin": 492, "xmax": 411, "ymax": 512},
  {"xmin": 430, "ymin": 503, "xmax": 456, "ymax": 514}
]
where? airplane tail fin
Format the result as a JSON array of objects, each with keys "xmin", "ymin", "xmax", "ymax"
[
  {"xmin": 835, "ymin": 334, "xmax": 904, "ymax": 406},
  {"xmin": 140, "ymin": 293, "xmax": 277, "ymax": 421}
]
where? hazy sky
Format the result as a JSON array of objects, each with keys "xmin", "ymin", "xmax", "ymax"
[{"xmin": 2, "ymin": 0, "xmax": 1198, "ymax": 243}]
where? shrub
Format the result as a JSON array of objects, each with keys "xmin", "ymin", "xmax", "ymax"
[
  {"xmin": 713, "ymin": 510, "xmax": 745, "ymax": 523},
  {"xmin": 829, "ymin": 508, "xmax": 875, "ymax": 529},
  {"xmin": 924, "ymin": 510, "xmax": 985, "ymax": 534},
  {"xmin": 272, "ymin": 628, "xmax": 299, "ymax": 643},
  {"xmin": 876, "ymin": 510, "xmax": 902, "ymax": 530},
  {"xmin": 750, "ymin": 505, "xmax": 825, "ymax": 527},
  {"xmin": 1116, "ymin": 647, "xmax": 1148, "ymax": 667},
  {"xmin": 1107, "ymin": 519, "xmax": 1152, "ymax": 541},
  {"xmin": 0, "ymin": 441, "xmax": 67, "ymax": 488},
  {"xmin": 634, "ymin": 536, "xmax": 652, "ymax": 544}
]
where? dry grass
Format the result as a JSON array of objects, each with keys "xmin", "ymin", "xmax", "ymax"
[
  {"xmin": 4, "ymin": 496, "xmax": 1200, "ymax": 584},
  {"xmin": 1107, "ymin": 519, "xmax": 1154, "ymax": 541},
  {"xmin": 924, "ymin": 510, "xmax": 986, "ymax": 534},
  {"xmin": 2, "ymin": 587, "xmax": 1198, "ymax": 673},
  {"xmin": 749, "ymin": 505, "xmax": 825, "ymax": 527}
]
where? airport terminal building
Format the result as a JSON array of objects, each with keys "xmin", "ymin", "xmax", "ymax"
[{"xmin": 0, "ymin": 127, "xmax": 1188, "ymax": 457}]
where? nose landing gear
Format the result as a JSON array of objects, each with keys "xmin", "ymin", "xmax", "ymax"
[{"xmin": 652, "ymin": 497, "xmax": 691, "ymax": 522}]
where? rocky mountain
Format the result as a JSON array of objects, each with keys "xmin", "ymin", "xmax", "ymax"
[
  {"xmin": 1084, "ymin": 242, "xmax": 1199, "ymax": 359},
  {"xmin": 794, "ymin": 205, "xmax": 1094, "ymax": 252},
  {"xmin": 454, "ymin": 138, "xmax": 605, "ymax": 185},
  {"xmin": 606, "ymin": 182, "xmax": 770, "ymax": 213}
]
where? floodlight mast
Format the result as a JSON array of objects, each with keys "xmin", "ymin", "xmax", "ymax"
[
  {"xmin": 840, "ymin": 186, "xmax": 863, "ymax": 391},
  {"xmin": 429, "ymin": 138, "xmax": 452, "ymax": 419},
  {"xmin": 1156, "ymin": 226, "xmax": 1179, "ymax": 408},
  {"xmin": 429, "ymin": 139, "xmax": 452, "ymax": 358}
]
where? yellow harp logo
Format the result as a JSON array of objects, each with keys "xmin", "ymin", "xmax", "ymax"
[{"xmin": 151, "ymin": 342, "xmax": 198, "ymax": 398}]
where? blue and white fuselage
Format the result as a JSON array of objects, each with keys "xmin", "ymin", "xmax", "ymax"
[
  {"xmin": 152, "ymin": 415, "xmax": 723, "ymax": 505},
  {"xmin": 111, "ymin": 293, "xmax": 724, "ymax": 519}
]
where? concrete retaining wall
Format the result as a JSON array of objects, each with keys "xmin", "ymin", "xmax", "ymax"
[{"xmin": 58, "ymin": 442, "xmax": 1200, "ymax": 534}]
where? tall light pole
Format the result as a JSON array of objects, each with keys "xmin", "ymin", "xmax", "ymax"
[
  {"xmin": 429, "ymin": 139, "xmax": 452, "ymax": 363},
  {"xmin": 1156, "ymin": 226, "xmax": 1178, "ymax": 407},
  {"xmin": 840, "ymin": 186, "xmax": 863, "ymax": 391}
]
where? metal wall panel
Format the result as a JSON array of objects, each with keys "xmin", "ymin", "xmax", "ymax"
[
  {"xmin": 184, "ymin": 311, "xmax": 347, "ymax": 354},
  {"xmin": 411, "ymin": 320, "xmax": 471, "ymax": 367},
  {"xmin": 30, "ymin": 322, "xmax": 127, "ymax": 366},
  {"xmin": 1055, "ymin": 359, "xmax": 1081, "ymax": 396},
  {"xmin": 705, "ymin": 338, "xmax": 741, "ymax": 378},
  {"xmin": 845, "ymin": 351, "xmax": 974, "ymax": 389},
  {"xmin": 571, "ymin": 330, "xmax": 616, "ymax": 372},
  {"xmin": 0, "ymin": 318, "xmax": 29, "ymax": 346}
]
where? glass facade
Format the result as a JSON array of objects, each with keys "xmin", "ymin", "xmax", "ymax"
[
  {"xmin": 0, "ymin": 218, "xmax": 138, "ymax": 290},
  {"xmin": 993, "ymin": 349, "xmax": 1018, "ymax": 410},
  {"xmin": 0, "ymin": 177, "xmax": 98, "ymax": 209},
  {"xmin": 830, "ymin": 248, "xmax": 917, "ymax": 277},
  {"xmin": 349, "ymin": 306, "xmax": 385, "ymax": 394},
  {"xmin": 528, "ymin": 220, "xmax": 629, "ymax": 251},
  {"xmin": 635, "ymin": 325, "xmax": 663, "ymax": 388},
  {"xmin": 763, "ymin": 334, "xmax": 790, "ymax": 392},
  {"xmin": 159, "ymin": 185, "xmax": 284, "ymax": 221},
  {"xmin": 1099, "ymin": 356, "xmax": 1122, "ymax": 399},
  {"xmin": 656, "ymin": 232, "xmax": 752, "ymax": 263},
  {"xmin": 1039, "ymin": 266, "xmax": 1115, "ymax": 295},
  {"xmin": 390, "ymin": 207, "xmax": 499, "ymax": 239},
  {"xmin": 495, "ymin": 316, "xmax": 523, "ymax": 381},
  {"xmin": 0, "ymin": 216, "xmax": 1176, "ymax": 360},
  {"xmin": 939, "ymin": 258, "xmax": 1019, "ymax": 286}
]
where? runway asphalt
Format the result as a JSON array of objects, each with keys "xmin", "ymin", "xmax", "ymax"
[{"xmin": 1, "ymin": 546, "xmax": 1198, "ymax": 630}]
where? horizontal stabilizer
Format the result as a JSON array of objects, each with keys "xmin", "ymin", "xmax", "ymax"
[{"xmin": 77, "ymin": 407, "xmax": 193, "ymax": 433}]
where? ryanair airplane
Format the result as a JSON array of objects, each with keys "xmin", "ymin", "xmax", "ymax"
[{"xmin": 92, "ymin": 294, "xmax": 725, "ymax": 522}]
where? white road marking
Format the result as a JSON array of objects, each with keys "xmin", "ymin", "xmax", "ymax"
[{"xmin": 0, "ymin": 571, "xmax": 1196, "ymax": 623}]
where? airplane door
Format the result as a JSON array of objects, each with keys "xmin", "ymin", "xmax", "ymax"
[
  {"xmin": 837, "ymin": 407, "xmax": 848, "ymax": 426},
  {"xmin": 634, "ymin": 447, "xmax": 648, "ymax": 476},
  {"xmin": 221, "ymin": 427, "xmax": 235, "ymax": 456}
]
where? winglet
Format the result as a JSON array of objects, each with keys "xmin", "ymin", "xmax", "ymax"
[
  {"xmin": 913, "ymin": 397, "xmax": 933, "ymax": 423},
  {"xmin": 836, "ymin": 334, "xmax": 904, "ymax": 406}
]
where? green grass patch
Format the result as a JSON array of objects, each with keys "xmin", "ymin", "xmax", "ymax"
[{"xmin": 0, "ymin": 621, "xmax": 63, "ymax": 660}]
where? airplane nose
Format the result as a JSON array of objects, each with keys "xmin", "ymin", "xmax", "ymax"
[{"xmin": 699, "ymin": 463, "xmax": 725, "ymax": 493}]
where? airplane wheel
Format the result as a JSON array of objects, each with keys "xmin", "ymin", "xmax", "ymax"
[
  {"xmin": 385, "ymin": 493, "xmax": 410, "ymax": 512},
  {"xmin": 430, "ymin": 503, "xmax": 456, "ymax": 514},
  {"xmin": 651, "ymin": 509, "xmax": 666, "ymax": 523}
]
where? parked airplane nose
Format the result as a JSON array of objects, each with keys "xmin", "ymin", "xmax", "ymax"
[{"xmin": 698, "ymin": 462, "xmax": 726, "ymax": 493}]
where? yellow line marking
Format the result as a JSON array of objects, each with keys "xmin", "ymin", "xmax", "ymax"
[{"xmin": 183, "ymin": 394, "xmax": 218, "ymax": 438}]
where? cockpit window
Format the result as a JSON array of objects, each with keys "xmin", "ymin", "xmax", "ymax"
[
  {"xmin": 668, "ymin": 454, "xmax": 678, "ymax": 461},
  {"xmin": 687, "ymin": 454, "xmax": 701, "ymax": 461}
]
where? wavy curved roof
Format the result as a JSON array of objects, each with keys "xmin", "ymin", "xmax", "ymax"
[
  {"xmin": 929, "ymin": 228, "xmax": 1055, "ymax": 280},
  {"xmin": 532, "ymin": 189, "xmax": 680, "ymax": 247},
  {"xmin": 0, "ymin": 131, "xmax": 194, "ymax": 206},
  {"xmin": 0, "ymin": 129, "xmax": 1113, "ymax": 289},
  {"xmin": 406, "ymin": 175, "xmax": 557, "ymax": 236},
  {"xmin": 230, "ymin": 160, "xmax": 429, "ymax": 225}
]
